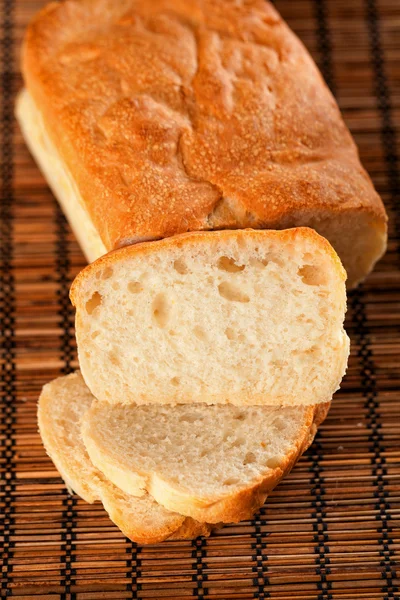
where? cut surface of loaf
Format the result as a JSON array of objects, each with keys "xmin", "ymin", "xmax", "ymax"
[
  {"xmin": 38, "ymin": 371, "xmax": 213, "ymax": 543},
  {"xmin": 20, "ymin": 0, "xmax": 387, "ymax": 286},
  {"xmin": 71, "ymin": 228, "xmax": 349, "ymax": 407},
  {"xmin": 82, "ymin": 397, "xmax": 330, "ymax": 523}
]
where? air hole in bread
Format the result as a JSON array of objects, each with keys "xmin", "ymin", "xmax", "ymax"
[
  {"xmin": 237, "ymin": 236, "xmax": 247, "ymax": 249},
  {"xmin": 101, "ymin": 267, "xmax": 113, "ymax": 280},
  {"xmin": 266, "ymin": 456, "xmax": 281, "ymax": 469},
  {"xmin": 173, "ymin": 258, "xmax": 189, "ymax": 274},
  {"xmin": 171, "ymin": 376, "xmax": 180, "ymax": 386},
  {"xmin": 109, "ymin": 351, "xmax": 120, "ymax": 367},
  {"xmin": 273, "ymin": 417, "xmax": 285, "ymax": 432},
  {"xmin": 86, "ymin": 291, "xmax": 102, "ymax": 315},
  {"xmin": 179, "ymin": 413, "xmax": 200, "ymax": 423},
  {"xmin": 271, "ymin": 256, "xmax": 284, "ymax": 268},
  {"xmin": 298, "ymin": 264, "xmax": 328, "ymax": 286},
  {"xmin": 91, "ymin": 330, "xmax": 100, "ymax": 339},
  {"xmin": 217, "ymin": 256, "xmax": 245, "ymax": 273},
  {"xmin": 128, "ymin": 281, "xmax": 143, "ymax": 294},
  {"xmin": 193, "ymin": 326, "xmax": 207, "ymax": 341},
  {"xmin": 223, "ymin": 477, "xmax": 240, "ymax": 486},
  {"xmin": 112, "ymin": 282, "xmax": 120, "ymax": 290},
  {"xmin": 169, "ymin": 330, "xmax": 176, "ymax": 336},
  {"xmin": 235, "ymin": 413, "xmax": 246, "ymax": 421},
  {"xmin": 304, "ymin": 345, "xmax": 318, "ymax": 356},
  {"xmin": 249, "ymin": 257, "xmax": 268, "ymax": 269},
  {"xmin": 218, "ymin": 282, "xmax": 250, "ymax": 303},
  {"xmin": 152, "ymin": 294, "xmax": 169, "ymax": 328},
  {"xmin": 243, "ymin": 452, "xmax": 256, "ymax": 465},
  {"xmin": 225, "ymin": 327, "xmax": 235, "ymax": 341},
  {"xmin": 225, "ymin": 327, "xmax": 246, "ymax": 342},
  {"xmin": 230, "ymin": 437, "xmax": 245, "ymax": 448}
]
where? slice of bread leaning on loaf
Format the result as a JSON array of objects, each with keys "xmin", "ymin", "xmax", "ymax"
[
  {"xmin": 17, "ymin": 0, "xmax": 387, "ymax": 286},
  {"xmin": 71, "ymin": 228, "xmax": 349, "ymax": 408}
]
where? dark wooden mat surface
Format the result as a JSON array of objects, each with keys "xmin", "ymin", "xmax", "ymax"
[{"xmin": 1, "ymin": 0, "xmax": 400, "ymax": 598}]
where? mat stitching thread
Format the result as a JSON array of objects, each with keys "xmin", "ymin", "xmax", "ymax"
[
  {"xmin": 192, "ymin": 536, "xmax": 208, "ymax": 598},
  {"xmin": 311, "ymin": 2, "xmax": 335, "ymax": 596},
  {"xmin": 127, "ymin": 541, "xmax": 141, "ymax": 598},
  {"xmin": 364, "ymin": 0, "xmax": 399, "ymax": 595},
  {"xmin": 55, "ymin": 206, "xmax": 77, "ymax": 600},
  {"xmin": 365, "ymin": 0, "xmax": 400, "ymax": 256},
  {"xmin": 55, "ymin": 207, "xmax": 74, "ymax": 376},
  {"xmin": 251, "ymin": 510, "xmax": 270, "ymax": 599},
  {"xmin": 350, "ymin": 289, "xmax": 398, "ymax": 600},
  {"xmin": 0, "ymin": 0, "xmax": 15, "ymax": 596}
]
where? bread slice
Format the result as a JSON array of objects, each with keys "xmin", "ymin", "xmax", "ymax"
[
  {"xmin": 38, "ymin": 371, "xmax": 213, "ymax": 543},
  {"xmin": 71, "ymin": 228, "xmax": 349, "ymax": 407},
  {"xmin": 82, "ymin": 397, "xmax": 330, "ymax": 523},
  {"xmin": 20, "ymin": 0, "xmax": 387, "ymax": 287}
]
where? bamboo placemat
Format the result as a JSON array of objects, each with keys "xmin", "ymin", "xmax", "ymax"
[{"xmin": 1, "ymin": 0, "xmax": 400, "ymax": 598}]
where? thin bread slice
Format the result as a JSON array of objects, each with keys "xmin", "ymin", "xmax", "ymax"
[
  {"xmin": 71, "ymin": 228, "xmax": 349, "ymax": 407},
  {"xmin": 81, "ymin": 397, "xmax": 330, "ymax": 523},
  {"xmin": 38, "ymin": 371, "xmax": 213, "ymax": 543}
]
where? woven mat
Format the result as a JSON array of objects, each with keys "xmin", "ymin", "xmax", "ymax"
[{"xmin": 1, "ymin": 0, "xmax": 400, "ymax": 598}]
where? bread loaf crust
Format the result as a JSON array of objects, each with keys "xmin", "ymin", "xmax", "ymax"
[{"xmin": 22, "ymin": 0, "xmax": 387, "ymax": 285}]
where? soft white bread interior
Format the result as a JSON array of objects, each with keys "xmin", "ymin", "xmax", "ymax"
[
  {"xmin": 15, "ymin": 89, "xmax": 106, "ymax": 263},
  {"xmin": 71, "ymin": 228, "xmax": 349, "ymax": 408},
  {"xmin": 82, "ymin": 397, "xmax": 330, "ymax": 523},
  {"xmin": 38, "ymin": 371, "xmax": 213, "ymax": 543}
]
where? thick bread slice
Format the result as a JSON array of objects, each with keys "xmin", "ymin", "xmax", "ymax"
[
  {"xmin": 71, "ymin": 228, "xmax": 349, "ymax": 407},
  {"xmin": 82, "ymin": 398, "xmax": 330, "ymax": 523},
  {"xmin": 38, "ymin": 372, "xmax": 213, "ymax": 543},
  {"xmin": 21, "ymin": 0, "xmax": 387, "ymax": 287}
]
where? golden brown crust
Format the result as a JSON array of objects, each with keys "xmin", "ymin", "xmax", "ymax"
[
  {"xmin": 101, "ymin": 487, "xmax": 214, "ymax": 543},
  {"xmin": 169, "ymin": 518, "xmax": 215, "ymax": 541},
  {"xmin": 70, "ymin": 226, "xmax": 346, "ymax": 305},
  {"xmin": 22, "ymin": 0, "xmax": 387, "ymax": 262}
]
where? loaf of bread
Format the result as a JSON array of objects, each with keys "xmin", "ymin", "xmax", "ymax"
[
  {"xmin": 82, "ymin": 394, "xmax": 329, "ymax": 523},
  {"xmin": 71, "ymin": 228, "xmax": 349, "ymax": 407},
  {"xmin": 18, "ymin": 0, "xmax": 387, "ymax": 286},
  {"xmin": 38, "ymin": 371, "xmax": 213, "ymax": 543}
]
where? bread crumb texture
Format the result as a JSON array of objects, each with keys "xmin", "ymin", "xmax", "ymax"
[
  {"xmin": 38, "ymin": 371, "xmax": 213, "ymax": 543},
  {"xmin": 72, "ymin": 228, "xmax": 349, "ymax": 407},
  {"xmin": 81, "ymin": 389, "xmax": 329, "ymax": 522}
]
